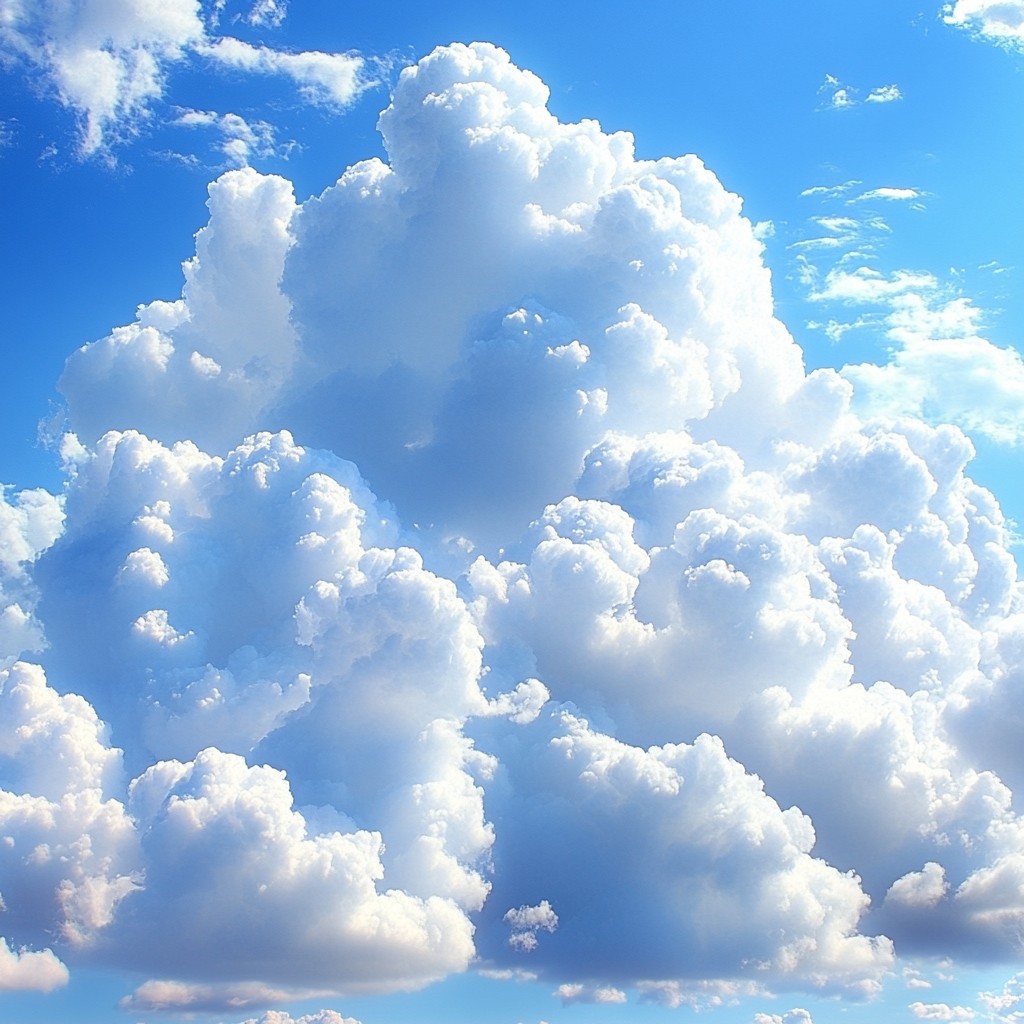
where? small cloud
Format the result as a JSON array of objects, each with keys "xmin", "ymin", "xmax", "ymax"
[
  {"xmin": 121, "ymin": 979, "xmax": 303, "ymax": 1014},
  {"xmin": 818, "ymin": 75, "xmax": 856, "ymax": 109},
  {"xmin": 818, "ymin": 76, "xmax": 903, "ymax": 110},
  {"xmin": 504, "ymin": 900, "xmax": 558, "ymax": 952},
  {"xmin": 638, "ymin": 979, "xmax": 767, "ymax": 1010},
  {"xmin": 885, "ymin": 862, "xmax": 948, "ymax": 908},
  {"xmin": 234, "ymin": 1012, "xmax": 360, "ymax": 1024},
  {"xmin": 172, "ymin": 106, "xmax": 281, "ymax": 167},
  {"xmin": 198, "ymin": 37, "xmax": 374, "ymax": 108},
  {"xmin": 476, "ymin": 967, "xmax": 540, "ymax": 982},
  {"xmin": 245, "ymin": 0, "xmax": 289, "ymax": 28},
  {"xmin": 809, "ymin": 265, "xmax": 938, "ymax": 304},
  {"xmin": 800, "ymin": 180, "xmax": 862, "ymax": 199},
  {"xmin": 754, "ymin": 1011, "xmax": 814, "ymax": 1024},
  {"xmin": 555, "ymin": 983, "xmax": 627, "ymax": 1005},
  {"xmin": 866, "ymin": 84, "xmax": 903, "ymax": 103},
  {"xmin": 908, "ymin": 1002, "xmax": 976, "ymax": 1021},
  {"xmin": 850, "ymin": 186, "xmax": 924, "ymax": 204}
]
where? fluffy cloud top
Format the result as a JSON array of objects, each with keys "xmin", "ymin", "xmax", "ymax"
[{"xmin": 2, "ymin": 39, "xmax": 1024, "ymax": 1017}]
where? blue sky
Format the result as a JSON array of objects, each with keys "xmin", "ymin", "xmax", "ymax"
[{"xmin": 2, "ymin": 3, "xmax": 1024, "ymax": 1024}]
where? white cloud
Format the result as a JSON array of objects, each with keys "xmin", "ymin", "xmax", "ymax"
[
  {"xmin": 119, "ymin": 746, "xmax": 477, "ymax": 993},
  {"xmin": 866, "ymin": 84, "xmax": 903, "ymax": 103},
  {"xmin": 0, "ymin": 0, "xmax": 373, "ymax": 155},
  {"xmin": 909, "ymin": 1002, "xmax": 976, "ymax": 1021},
  {"xmin": 795, "ymin": 172, "xmax": 1020, "ymax": 446},
  {"xmin": 172, "ymin": 106, "xmax": 280, "ymax": 167},
  {"xmin": 754, "ymin": 1010, "xmax": 814, "ymax": 1024},
  {"xmin": 477, "ymin": 710, "xmax": 894, "ymax": 993},
  {"xmin": 850, "ymin": 187, "xmax": 923, "ymax": 203},
  {"xmin": 0, "ymin": 485, "xmax": 63, "ymax": 664},
  {"xmin": 843, "ymin": 291, "xmax": 1024, "ymax": 445},
  {"xmin": 244, "ymin": 0, "xmax": 288, "ymax": 29},
  {"xmin": 0, "ymin": 661, "xmax": 141, "ymax": 948},
  {"xmin": 818, "ymin": 76, "xmax": 903, "ymax": 110},
  {"xmin": 199, "ymin": 36, "xmax": 367, "ymax": 106},
  {"xmin": 120, "ymin": 979, "xmax": 307, "ymax": 1014},
  {"xmin": 800, "ymin": 180, "xmax": 862, "ymax": 198},
  {"xmin": 978, "ymin": 973, "xmax": 1024, "ymax": 1021},
  {"xmin": 637, "ymin": 979, "xmax": 767, "ymax": 1010},
  {"xmin": 7, "ymin": 40, "xmax": 1024, "ymax": 1014},
  {"xmin": 21, "ymin": 427, "xmax": 503, "ymax": 995},
  {"xmin": 810, "ymin": 266, "xmax": 938, "ymax": 303},
  {"xmin": 505, "ymin": 901, "xmax": 559, "ymax": 952},
  {"xmin": 944, "ymin": 0, "xmax": 1024, "ymax": 48},
  {"xmin": 0, "ymin": 937, "xmax": 69, "ymax": 992},
  {"xmin": 555, "ymin": 982, "xmax": 627, "ymax": 1005},
  {"xmin": 904, "ymin": 967, "xmax": 933, "ymax": 990},
  {"xmin": 886, "ymin": 863, "xmax": 949, "ymax": 908}
]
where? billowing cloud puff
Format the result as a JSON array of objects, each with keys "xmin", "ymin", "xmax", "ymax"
[
  {"xmin": 118, "ymin": 746, "xmax": 476, "ymax": 990},
  {"xmin": 25, "ymin": 429, "xmax": 496, "ymax": 996},
  {"xmin": 475, "ymin": 709, "xmax": 893, "ymax": 995},
  {"xmin": 0, "ymin": 662, "xmax": 139, "ymax": 951},
  {"xmin": 61, "ymin": 41, "xmax": 821, "ymax": 548},
  {"xmin": 4, "ymin": 39, "xmax": 1024, "ymax": 1015}
]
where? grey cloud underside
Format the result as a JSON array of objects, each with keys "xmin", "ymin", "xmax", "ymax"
[{"xmin": 2, "ymin": 41, "xmax": 1024, "ymax": 1009}]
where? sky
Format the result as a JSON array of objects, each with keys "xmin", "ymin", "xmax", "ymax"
[{"xmin": 2, "ymin": 3, "xmax": 1024, "ymax": 1024}]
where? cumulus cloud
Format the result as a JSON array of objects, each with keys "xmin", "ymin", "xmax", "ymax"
[
  {"xmin": 475, "ymin": 710, "xmax": 893, "ymax": 994},
  {"xmin": 0, "ymin": 937, "xmax": 69, "ymax": 992},
  {"xmin": 943, "ymin": 0, "xmax": 1024, "ymax": 48},
  {"xmin": 5, "ymin": 39, "xmax": 1024, "ymax": 1017},
  {"xmin": 866, "ymin": 84, "xmax": 903, "ymax": 103},
  {"xmin": 0, "ymin": 0, "xmax": 373, "ymax": 155},
  {"xmin": 505, "ymin": 901, "xmax": 559, "ymax": 952}
]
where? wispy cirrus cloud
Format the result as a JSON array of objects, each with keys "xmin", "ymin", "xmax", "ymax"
[{"xmin": 791, "ymin": 170, "xmax": 1024, "ymax": 446}]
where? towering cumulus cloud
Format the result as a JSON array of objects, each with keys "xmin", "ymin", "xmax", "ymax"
[{"xmin": 2, "ymin": 42, "xmax": 1023, "ymax": 1012}]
